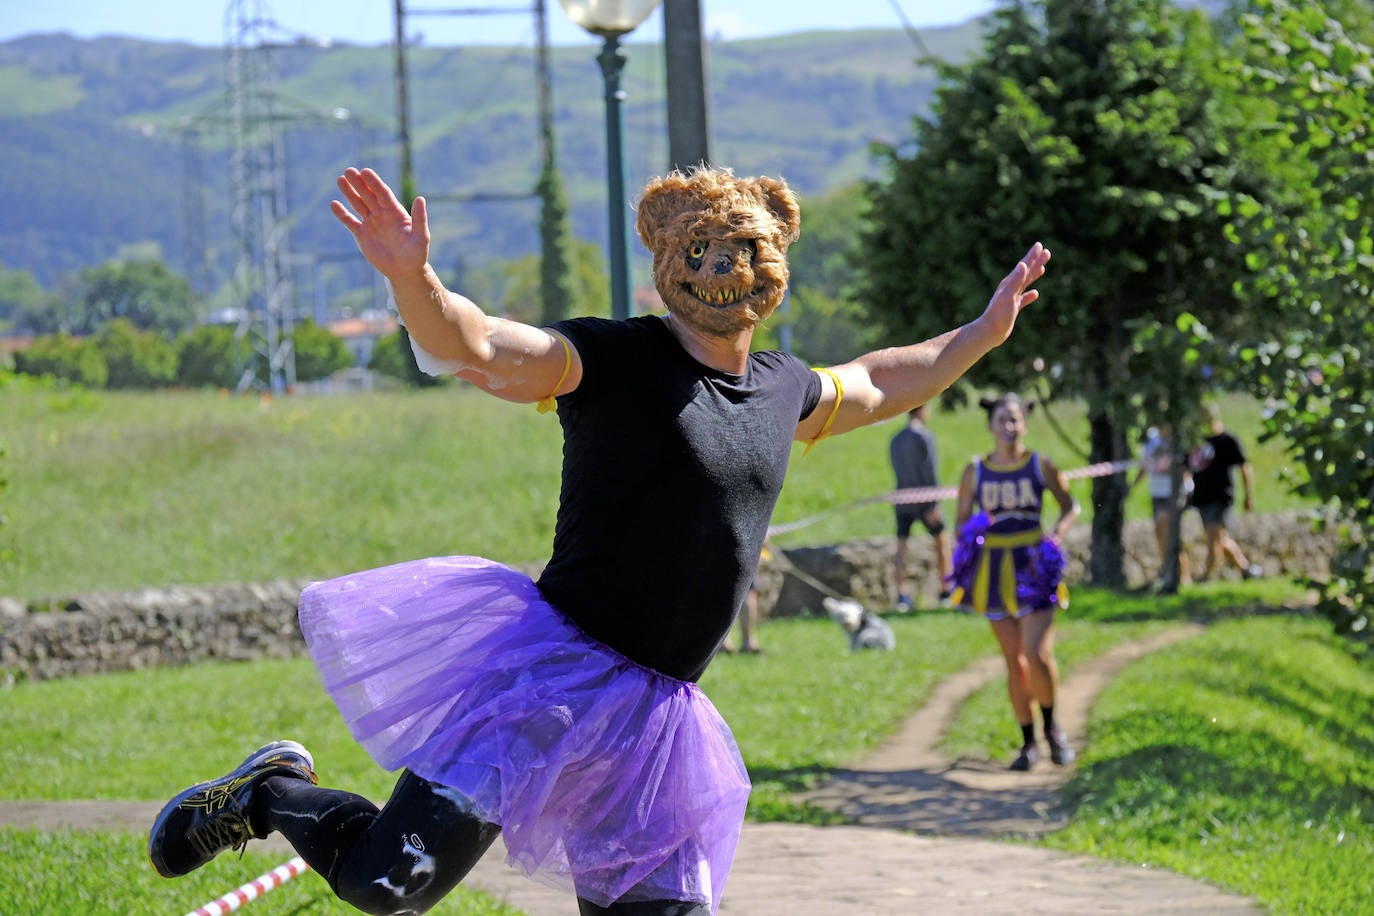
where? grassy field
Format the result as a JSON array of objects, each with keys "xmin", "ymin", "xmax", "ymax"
[
  {"xmin": 3, "ymin": 382, "xmax": 1362, "ymax": 914},
  {"xmin": 2, "ymin": 584, "xmax": 1370, "ymax": 914},
  {"xmin": 1, "ymin": 384, "xmax": 1305, "ymax": 601}
]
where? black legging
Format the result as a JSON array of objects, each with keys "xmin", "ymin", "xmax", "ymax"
[{"xmin": 255, "ymin": 769, "xmax": 710, "ymax": 916}]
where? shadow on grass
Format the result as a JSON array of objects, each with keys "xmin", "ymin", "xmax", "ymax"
[
  {"xmin": 1069, "ymin": 583, "xmax": 1315, "ymax": 626},
  {"xmin": 1059, "ymin": 717, "xmax": 1372, "ymax": 829},
  {"xmin": 1185, "ymin": 643, "xmax": 1374, "ymax": 778}
]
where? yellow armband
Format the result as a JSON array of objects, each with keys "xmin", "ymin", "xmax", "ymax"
[
  {"xmin": 535, "ymin": 334, "xmax": 572, "ymax": 414},
  {"xmin": 803, "ymin": 367, "xmax": 844, "ymax": 455}
]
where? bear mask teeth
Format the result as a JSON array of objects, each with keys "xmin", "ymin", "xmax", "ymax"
[{"xmin": 691, "ymin": 285, "xmax": 746, "ymax": 305}]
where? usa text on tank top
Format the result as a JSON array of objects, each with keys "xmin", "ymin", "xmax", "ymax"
[{"xmin": 975, "ymin": 453, "xmax": 1046, "ymax": 535}]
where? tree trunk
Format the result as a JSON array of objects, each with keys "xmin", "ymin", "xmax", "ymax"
[{"xmin": 1087, "ymin": 410, "xmax": 1128, "ymax": 587}]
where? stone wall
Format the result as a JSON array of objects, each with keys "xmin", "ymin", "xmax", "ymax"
[
  {"xmin": 0, "ymin": 581, "xmax": 311, "ymax": 685},
  {"xmin": 764, "ymin": 510, "xmax": 1336, "ymax": 617},
  {"xmin": 0, "ymin": 512, "xmax": 1335, "ymax": 682}
]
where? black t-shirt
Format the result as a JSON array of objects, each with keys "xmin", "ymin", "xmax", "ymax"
[
  {"xmin": 536, "ymin": 316, "xmax": 822, "ymax": 681},
  {"xmin": 1189, "ymin": 431, "xmax": 1246, "ymax": 507}
]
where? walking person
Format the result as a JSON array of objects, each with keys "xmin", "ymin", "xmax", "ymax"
[
  {"xmin": 724, "ymin": 542, "xmax": 770, "ymax": 655},
  {"xmin": 1189, "ymin": 403, "xmax": 1262, "ymax": 582},
  {"xmin": 889, "ymin": 404, "xmax": 952, "ymax": 609},
  {"xmin": 948, "ymin": 393, "xmax": 1079, "ymax": 771},
  {"xmin": 147, "ymin": 165, "xmax": 1051, "ymax": 915},
  {"xmin": 1130, "ymin": 419, "xmax": 1192, "ymax": 587}
]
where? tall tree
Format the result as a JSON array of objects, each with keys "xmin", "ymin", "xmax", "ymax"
[
  {"xmin": 856, "ymin": 0, "xmax": 1258, "ymax": 585},
  {"xmin": 46, "ymin": 258, "xmax": 198, "ymax": 337},
  {"xmin": 764, "ymin": 185, "xmax": 876, "ymax": 363},
  {"xmin": 0, "ymin": 264, "xmax": 47, "ymax": 330},
  {"xmin": 1219, "ymin": 0, "xmax": 1374, "ymax": 648},
  {"xmin": 536, "ymin": 159, "xmax": 576, "ymax": 326}
]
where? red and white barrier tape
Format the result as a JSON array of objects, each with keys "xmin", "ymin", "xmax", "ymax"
[
  {"xmin": 768, "ymin": 459, "xmax": 1136, "ymax": 536},
  {"xmin": 182, "ymin": 856, "xmax": 310, "ymax": 916}
]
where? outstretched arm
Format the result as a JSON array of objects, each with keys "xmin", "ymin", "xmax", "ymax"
[
  {"xmin": 797, "ymin": 244, "xmax": 1049, "ymax": 442},
  {"xmin": 330, "ymin": 167, "xmax": 580, "ymax": 403}
]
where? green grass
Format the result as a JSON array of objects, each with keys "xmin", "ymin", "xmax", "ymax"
[
  {"xmin": 0, "ymin": 615, "xmax": 992, "ymax": 808},
  {"xmin": 5, "ymin": 585, "xmax": 1370, "ymax": 914},
  {"xmin": 0, "ymin": 613, "xmax": 994, "ymax": 914},
  {"xmin": 2, "ymin": 387, "xmax": 565, "ymax": 600},
  {"xmin": 0, "ymin": 828, "xmax": 522, "ymax": 916},
  {"xmin": 1043, "ymin": 615, "xmax": 1374, "ymax": 916},
  {"xmin": 941, "ymin": 578, "xmax": 1309, "ymax": 760},
  {"xmin": 1, "ymin": 386, "xmax": 1356, "ymax": 913},
  {"xmin": 0, "ymin": 387, "xmax": 1308, "ymax": 602}
]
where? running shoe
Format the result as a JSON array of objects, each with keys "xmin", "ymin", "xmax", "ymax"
[{"xmin": 148, "ymin": 740, "xmax": 316, "ymax": 878}]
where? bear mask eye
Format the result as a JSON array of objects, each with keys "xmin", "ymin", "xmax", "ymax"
[{"xmin": 686, "ymin": 242, "xmax": 707, "ymax": 269}]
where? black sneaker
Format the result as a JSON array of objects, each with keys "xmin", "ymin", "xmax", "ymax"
[
  {"xmin": 1242, "ymin": 564, "xmax": 1263, "ymax": 580},
  {"xmin": 1048, "ymin": 728, "xmax": 1076, "ymax": 766},
  {"xmin": 1009, "ymin": 743, "xmax": 1040, "ymax": 771},
  {"xmin": 148, "ymin": 740, "xmax": 317, "ymax": 878}
]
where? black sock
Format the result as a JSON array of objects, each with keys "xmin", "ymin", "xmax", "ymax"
[
  {"xmin": 1040, "ymin": 706, "xmax": 1056, "ymax": 736},
  {"xmin": 252, "ymin": 775, "xmax": 380, "ymax": 881},
  {"xmin": 1020, "ymin": 722, "xmax": 1035, "ymax": 747}
]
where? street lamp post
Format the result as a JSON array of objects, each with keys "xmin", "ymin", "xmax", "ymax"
[{"xmin": 559, "ymin": 0, "xmax": 661, "ymax": 320}]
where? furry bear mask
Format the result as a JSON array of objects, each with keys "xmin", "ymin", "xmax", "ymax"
[{"xmin": 635, "ymin": 169, "xmax": 801, "ymax": 337}]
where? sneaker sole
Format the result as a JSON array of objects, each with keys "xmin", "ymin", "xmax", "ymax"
[{"xmin": 147, "ymin": 739, "xmax": 314, "ymax": 878}]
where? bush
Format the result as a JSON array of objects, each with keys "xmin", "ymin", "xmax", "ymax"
[
  {"xmin": 12, "ymin": 333, "xmax": 108, "ymax": 388},
  {"xmin": 292, "ymin": 318, "xmax": 354, "ymax": 383},
  {"xmin": 175, "ymin": 325, "xmax": 249, "ymax": 390},
  {"xmin": 95, "ymin": 319, "xmax": 177, "ymax": 389},
  {"xmin": 367, "ymin": 330, "xmax": 411, "ymax": 382}
]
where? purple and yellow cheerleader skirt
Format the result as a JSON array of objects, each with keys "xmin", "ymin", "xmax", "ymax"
[
  {"xmin": 947, "ymin": 514, "xmax": 1068, "ymax": 620},
  {"xmin": 298, "ymin": 556, "xmax": 749, "ymax": 911}
]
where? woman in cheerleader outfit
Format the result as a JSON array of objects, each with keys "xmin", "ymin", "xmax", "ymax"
[{"xmin": 948, "ymin": 392, "xmax": 1080, "ymax": 772}]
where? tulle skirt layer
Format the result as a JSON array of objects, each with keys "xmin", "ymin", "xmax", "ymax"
[{"xmin": 298, "ymin": 556, "xmax": 749, "ymax": 911}]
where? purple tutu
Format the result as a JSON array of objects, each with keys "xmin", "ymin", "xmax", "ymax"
[{"xmin": 298, "ymin": 556, "xmax": 749, "ymax": 911}]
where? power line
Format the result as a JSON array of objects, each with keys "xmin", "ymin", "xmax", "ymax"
[{"xmin": 886, "ymin": 0, "xmax": 935, "ymax": 60}]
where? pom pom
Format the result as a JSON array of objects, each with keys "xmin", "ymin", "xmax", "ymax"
[
  {"xmin": 947, "ymin": 511, "xmax": 991, "ymax": 594},
  {"xmin": 1017, "ymin": 538, "xmax": 1066, "ymax": 610}
]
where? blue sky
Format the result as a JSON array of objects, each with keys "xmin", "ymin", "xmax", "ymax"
[{"xmin": 0, "ymin": 0, "xmax": 1000, "ymax": 48}]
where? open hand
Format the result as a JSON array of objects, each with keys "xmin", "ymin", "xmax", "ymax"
[
  {"xmin": 329, "ymin": 167, "xmax": 431, "ymax": 280},
  {"xmin": 980, "ymin": 243, "xmax": 1051, "ymax": 346}
]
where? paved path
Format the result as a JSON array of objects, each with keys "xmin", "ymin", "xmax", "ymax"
[{"xmin": 3, "ymin": 624, "xmax": 1261, "ymax": 914}]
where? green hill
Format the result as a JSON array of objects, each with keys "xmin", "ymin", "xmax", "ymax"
[{"xmin": 0, "ymin": 24, "xmax": 984, "ymax": 296}]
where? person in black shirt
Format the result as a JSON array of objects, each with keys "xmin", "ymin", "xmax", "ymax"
[
  {"xmin": 1189, "ymin": 403, "xmax": 1261, "ymax": 582},
  {"xmin": 148, "ymin": 166, "xmax": 1050, "ymax": 916}
]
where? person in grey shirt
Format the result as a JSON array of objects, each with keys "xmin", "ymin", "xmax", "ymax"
[{"xmin": 890, "ymin": 404, "xmax": 952, "ymax": 609}]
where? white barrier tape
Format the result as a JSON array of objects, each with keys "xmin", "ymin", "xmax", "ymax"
[
  {"xmin": 183, "ymin": 857, "xmax": 310, "ymax": 916},
  {"xmin": 768, "ymin": 459, "xmax": 1136, "ymax": 537}
]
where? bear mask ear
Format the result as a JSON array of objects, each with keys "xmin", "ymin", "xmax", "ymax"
[
  {"xmin": 754, "ymin": 176, "xmax": 801, "ymax": 245},
  {"xmin": 635, "ymin": 177, "xmax": 700, "ymax": 251}
]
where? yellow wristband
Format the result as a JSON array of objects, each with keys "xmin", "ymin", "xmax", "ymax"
[
  {"xmin": 535, "ymin": 334, "xmax": 572, "ymax": 414},
  {"xmin": 803, "ymin": 367, "xmax": 844, "ymax": 455}
]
